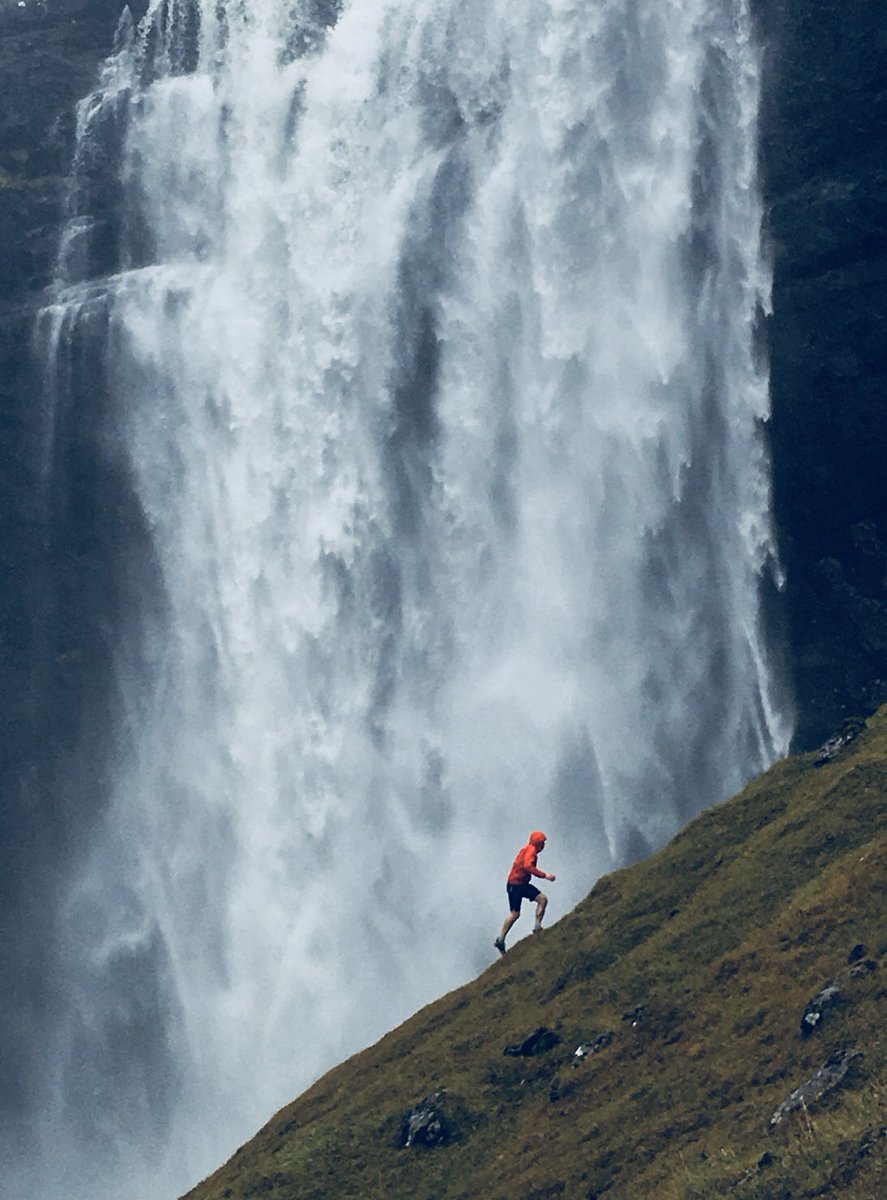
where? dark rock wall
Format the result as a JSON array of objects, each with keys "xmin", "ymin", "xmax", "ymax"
[
  {"xmin": 754, "ymin": 0, "xmax": 887, "ymax": 747},
  {"xmin": 0, "ymin": 0, "xmax": 145, "ymax": 1120}
]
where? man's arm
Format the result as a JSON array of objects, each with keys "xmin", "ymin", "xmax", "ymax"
[{"xmin": 526, "ymin": 849, "xmax": 554, "ymax": 881}]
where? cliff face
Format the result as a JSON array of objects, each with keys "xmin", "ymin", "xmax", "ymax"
[
  {"xmin": 0, "ymin": 0, "xmax": 140, "ymax": 1118},
  {"xmin": 754, "ymin": 0, "xmax": 887, "ymax": 747}
]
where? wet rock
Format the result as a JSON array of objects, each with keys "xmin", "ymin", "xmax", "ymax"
[
  {"xmin": 503, "ymin": 1026, "xmax": 561, "ymax": 1057},
  {"xmin": 400, "ymin": 1090, "xmax": 449, "ymax": 1148},
  {"xmin": 801, "ymin": 982, "xmax": 841, "ymax": 1036},
  {"xmin": 769, "ymin": 1049, "xmax": 862, "ymax": 1129},
  {"xmin": 813, "ymin": 717, "xmax": 866, "ymax": 766}
]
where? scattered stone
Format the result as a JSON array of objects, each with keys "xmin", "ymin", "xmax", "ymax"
[
  {"xmin": 400, "ymin": 1091, "xmax": 449, "ymax": 1148},
  {"xmin": 813, "ymin": 717, "xmax": 866, "ymax": 766},
  {"xmin": 769, "ymin": 1049, "xmax": 862, "ymax": 1129},
  {"xmin": 621, "ymin": 1005, "xmax": 645, "ymax": 1027},
  {"xmin": 733, "ymin": 1149, "xmax": 775, "ymax": 1187},
  {"xmin": 800, "ymin": 982, "xmax": 841, "ymax": 1036},
  {"xmin": 800, "ymin": 953, "xmax": 880, "ymax": 1036},
  {"xmin": 503, "ymin": 1026, "xmax": 561, "ymax": 1057},
  {"xmin": 572, "ymin": 1032, "xmax": 614, "ymax": 1065},
  {"xmin": 849, "ymin": 959, "xmax": 878, "ymax": 978}
]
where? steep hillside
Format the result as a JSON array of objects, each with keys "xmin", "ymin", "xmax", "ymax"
[{"xmin": 183, "ymin": 707, "xmax": 887, "ymax": 1200}]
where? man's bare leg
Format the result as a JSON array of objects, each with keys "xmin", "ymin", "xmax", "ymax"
[
  {"xmin": 533, "ymin": 892, "xmax": 548, "ymax": 932},
  {"xmin": 498, "ymin": 910, "xmax": 520, "ymax": 942},
  {"xmin": 494, "ymin": 909, "xmax": 520, "ymax": 953}
]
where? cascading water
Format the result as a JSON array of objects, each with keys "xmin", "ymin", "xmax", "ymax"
[{"xmin": 21, "ymin": 0, "xmax": 790, "ymax": 1196}]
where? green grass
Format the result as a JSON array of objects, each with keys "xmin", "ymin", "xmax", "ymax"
[{"xmin": 183, "ymin": 706, "xmax": 887, "ymax": 1200}]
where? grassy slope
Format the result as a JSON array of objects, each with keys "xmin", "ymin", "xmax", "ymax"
[{"xmin": 184, "ymin": 708, "xmax": 887, "ymax": 1200}]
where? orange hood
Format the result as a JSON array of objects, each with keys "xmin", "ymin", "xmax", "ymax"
[{"xmin": 529, "ymin": 830, "xmax": 547, "ymax": 847}]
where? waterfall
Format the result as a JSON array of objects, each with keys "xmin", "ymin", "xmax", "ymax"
[{"xmin": 20, "ymin": 0, "xmax": 789, "ymax": 1196}]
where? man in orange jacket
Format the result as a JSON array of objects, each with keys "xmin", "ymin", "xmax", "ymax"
[{"xmin": 494, "ymin": 830, "xmax": 556, "ymax": 954}]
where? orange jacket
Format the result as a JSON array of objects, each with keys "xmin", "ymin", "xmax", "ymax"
[{"xmin": 507, "ymin": 831, "xmax": 548, "ymax": 885}]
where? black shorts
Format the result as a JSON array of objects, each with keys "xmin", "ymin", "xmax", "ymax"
[{"xmin": 507, "ymin": 882, "xmax": 541, "ymax": 912}]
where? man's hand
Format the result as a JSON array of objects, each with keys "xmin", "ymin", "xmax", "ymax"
[{"xmin": 547, "ymin": 873, "xmax": 556, "ymax": 882}]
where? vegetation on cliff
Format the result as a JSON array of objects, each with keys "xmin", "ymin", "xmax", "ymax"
[{"xmin": 183, "ymin": 706, "xmax": 887, "ymax": 1200}]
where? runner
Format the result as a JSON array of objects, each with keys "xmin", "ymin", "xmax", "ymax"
[{"xmin": 494, "ymin": 830, "xmax": 556, "ymax": 954}]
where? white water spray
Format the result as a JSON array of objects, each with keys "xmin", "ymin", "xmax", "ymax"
[{"xmin": 30, "ymin": 0, "xmax": 789, "ymax": 1195}]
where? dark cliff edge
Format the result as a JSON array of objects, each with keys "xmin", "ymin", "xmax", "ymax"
[{"xmin": 754, "ymin": 0, "xmax": 887, "ymax": 748}]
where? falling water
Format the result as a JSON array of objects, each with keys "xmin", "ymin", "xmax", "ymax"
[{"xmin": 23, "ymin": 0, "xmax": 789, "ymax": 1195}]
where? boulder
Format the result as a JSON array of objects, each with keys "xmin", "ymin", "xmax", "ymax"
[
  {"xmin": 503, "ymin": 1027, "xmax": 561, "ymax": 1057},
  {"xmin": 769, "ymin": 1049, "xmax": 862, "ymax": 1129},
  {"xmin": 572, "ymin": 1032, "xmax": 614, "ymax": 1065},
  {"xmin": 813, "ymin": 718, "xmax": 867, "ymax": 766},
  {"xmin": 400, "ymin": 1091, "xmax": 449, "ymax": 1149},
  {"xmin": 849, "ymin": 959, "xmax": 878, "ymax": 978},
  {"xmin": 800, "ymin": 982, "xmax": 841, "ymax": 1036}
]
